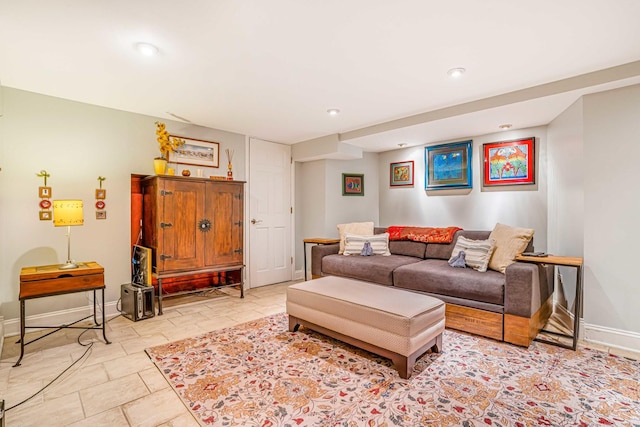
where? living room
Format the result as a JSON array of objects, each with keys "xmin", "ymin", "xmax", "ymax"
[{"xmin": 1, "ymin": 2, "xmax": 639, "ymax": 425}]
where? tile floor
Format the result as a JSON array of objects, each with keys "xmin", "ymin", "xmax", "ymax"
[
  {"xmin": 1, "ymin": 281, "xmax": 639, "ymax": 426},
  {"xmin": 0, "ymin": 282, "xmax": 291, "ymax": 427}
]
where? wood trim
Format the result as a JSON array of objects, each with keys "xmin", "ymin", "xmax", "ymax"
[
  {"xmin": 445, "ymin": 303, "xmax": 503, "ymax": 341},
  {"xmin": 504, "ymin": 295, "xmax": 554, "ymax": 347}
]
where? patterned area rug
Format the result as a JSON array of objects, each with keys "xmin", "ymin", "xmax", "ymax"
[{"xmin": 146, "ymin": 313, "xmax": 640, "ymax": 426}]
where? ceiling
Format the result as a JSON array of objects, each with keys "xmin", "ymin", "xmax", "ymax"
[{"xmin": 1, "ymin": 1, "xmax": 639, "ymax": 152}]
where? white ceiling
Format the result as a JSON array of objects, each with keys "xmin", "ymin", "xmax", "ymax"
[{"xmin": 1, "ymin": 1, "xmax": 639, "ymax": 152}]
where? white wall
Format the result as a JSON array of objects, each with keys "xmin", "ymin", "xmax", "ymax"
[
  {"xmin": 547, "ymin": 98, "xmax": 584, "ymax": 309},
  {"xmin": 0, "ymin": 87, "xmax": 246, "ymax": 325},
  {"xmin": 378, "ymin": 127, "xmax": 548, "ymax": 250},
  {"xmin": 583, "ymin": 84, "xmax": 640, "ymax": 336},
  {"xmin": 295, "ymin": 152, "xmax": 380, "ymax": 272}
]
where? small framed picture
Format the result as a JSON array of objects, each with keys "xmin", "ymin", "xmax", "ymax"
[
  {"xmin": 39, "ymin": 211, "xmax": 51, "ymax": 221},
  {"xmin": 342, "ymin": 173, "xmax": 364, "ymax": 196},
  {"xmin": 390, "ymin": 161, "xmax": 414, "ymax": 187},
  {"xmin": 95, "ymin": 189, "xmax": 107, "ymax": 199},
  {"xmin": 96, "ymin": 211, "xmax": 107, "ymax": 220},
  {"xmin": 39, "ymin": 186, "xmax": 51, "ymax": 198}
]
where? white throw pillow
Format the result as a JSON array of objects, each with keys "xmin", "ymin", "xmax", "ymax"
[
  {"xmin": 343, "ymin": 233, "xmax": 391, "ymax": 256},
  {"xmin": 488, "ymin": 223, "xmax": 534, "ymax": 273},
  {"xmin": 337, "ymin": 221, "xmax": 374, "ymax": 254},
  {"xmin": 449, "ymin": 236, "xmax": 496, "ymax": 272}
]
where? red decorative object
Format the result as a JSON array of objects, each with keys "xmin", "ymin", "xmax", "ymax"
[
  {"xmin": 95, "ymin": 200, "xmax": 106, "ymax": 210},
  {"xmin": 39, "ymin": 199, "xmax": 52, "ymax": 209},
  {"xmin": 386, "ymin": 226, "xmax": 462, "ymax": 243}
]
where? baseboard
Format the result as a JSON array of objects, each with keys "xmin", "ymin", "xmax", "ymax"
[
  {"xmin": 294, "ymin": 269, "xmax": 304, "ymax": 281},
  {"xmin": 2, "ymin": 302, "xmax": 121, "ymax": 338},
  {"xmin": 583, "ymin": 321, "xmax": 640, "ymax": 353}
]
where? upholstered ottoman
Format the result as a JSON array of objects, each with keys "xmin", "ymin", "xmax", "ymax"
[{"xmin": 286, "ymin": 276, "xmax": 445, "ymax": 379}]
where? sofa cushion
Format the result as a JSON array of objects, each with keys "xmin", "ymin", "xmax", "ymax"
[
  {"xmin": 337, "ymin": 222, "xmax": 374, "ymax": 254},
  {"xmin": 488, "ymin": 223, "xmax": 534, "ymax": 273},
  {"xmin": 426, "ymin": 230, "xmax": 491, "ymax": 260},
  {"xmin": 389, "ymin": 240, "xmax": 427, "ymax": 258},
  {"xmin": 322, "ymin": 254, "xmax": 422, "ymax": 286},
  {"xmin": 448, "ymin": 236, "xmax": 496, "ymax": 272},
  {"xmin": 393, "ymin": 259, "xmax": 505, "ymax": 306},
  {"xmin": 343, "ymin": 233, "xmax": 391, "ymax": 256}
]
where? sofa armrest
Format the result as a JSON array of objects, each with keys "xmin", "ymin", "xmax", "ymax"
[
  {"xmin": 504, "ymin": 262, "xmax": 554, "ymax": 317},
  {"xmin": 311, "ymin": 243, "xmax": 340, "ymax": 277}
]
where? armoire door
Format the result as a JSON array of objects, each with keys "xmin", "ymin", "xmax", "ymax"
[
  {"xmin": 159, "ymin": 178, "xmax": 205, "ymax": 272},
  {"xmin": 204, "ymin": 181, "xmax": 244, "ymax": 267}
]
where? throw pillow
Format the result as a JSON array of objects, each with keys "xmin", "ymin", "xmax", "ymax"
[
  {"xmin": 343, "ymin": 233, "xmax": 391, "ymax": 256},
  {"xmin": 337, "ymin": 221, "xmax": 374, "ymax": 254},
  {"xmin": 488, "ymin": 223, "xmax": 535, "ymax": 273},
  {"xmin": 449, "ymin": 236, "xmax": 496, "ymax": 272}
]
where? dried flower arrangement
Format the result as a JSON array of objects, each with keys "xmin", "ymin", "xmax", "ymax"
[{"xmin": 155, "ymin": 122, "xmax": 185, "ymax": 159}]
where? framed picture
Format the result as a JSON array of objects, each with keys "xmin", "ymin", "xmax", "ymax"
[
  {"xmin": 390, "ymin": 161, "xmax": 414, "ymax": 187},
  {"xmin": 342, "ymin": 173, "xmax": 364, "ymax": 196},
  {"xmin": 132, "ymin": 245, "xmax": 152, "ymax": 285},
  {"xmin": 39, "ymin": 211, "xmax": 51, "ymax": 221},
  {"xmin": 95, "ymin": 189, "xmax": 106, "ymax": 199},
  {"xmin": 483, "ymin": 137, "xmax": 535, "ymax": 186},
  {"xmin": 96, "ymin": 211, "xmax": 107, "ymax": 220},
  {"xmin": 168, "ymin": 136, "xmax": 220, "ymax": 168},
  {"xmin": 425, "ymin": 140, "xmax": 473, "ymax": 190},
  {"xmin": 39, "ymin": 186, "xmax": 51, "ymax": 198}
]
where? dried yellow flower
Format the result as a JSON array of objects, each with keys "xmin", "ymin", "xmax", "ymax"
[{"xmin": 155, "ymin": 121, "xmax": 185, "ymax": 159}]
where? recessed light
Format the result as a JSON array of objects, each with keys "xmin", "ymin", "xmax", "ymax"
[
  {"xmin": 499, "ymin": 124, "xmax": 512, "ymax": 130},
  {"xmin": 398, "ymin": 143, "xmax": 408, "ymax": 148},
  {"xmin": 447, "ymin": 67, "xmax": 466, "ymax": 78},
  {"xmin": 327, "ymin": 109, "xmax": 340, "ymax": 116},
  {"xmin": 135, "ymin": 42, "xmax": 159, "ymax": 56}
]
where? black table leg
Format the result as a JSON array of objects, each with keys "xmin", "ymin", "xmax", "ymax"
[
  {"xmin": 102, "ymin": 288, "xmax": 111, "ymax": 344},
  {"xmin": 13, "ymin": 300, "xmax": 25, "ymax": 367}
]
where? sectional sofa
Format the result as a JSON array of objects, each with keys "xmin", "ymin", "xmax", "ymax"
[{"xmin": 311, "ymin": 228, "xmax": 554, "ymax": 347}]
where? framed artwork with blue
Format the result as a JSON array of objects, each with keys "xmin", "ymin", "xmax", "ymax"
[
  {"xmin": 342, "ymin": 173, "xmax": 364, "ymax": 196},
  {"xmin": 483, "ymin": 137, "xmax": 535, "ymax": 186},
  {"xmin": 425, "ymin": 140, "xmax": 473, "ymax": 190}
]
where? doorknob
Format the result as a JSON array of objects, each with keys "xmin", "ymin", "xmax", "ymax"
[{"xmin": 251, "ymin": 219, "xmax": 263, "ymax": 224}]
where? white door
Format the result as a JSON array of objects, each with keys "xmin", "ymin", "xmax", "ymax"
[{"xmin": 249, "ymin": 138, "xmax": 292, "ymax": 287}]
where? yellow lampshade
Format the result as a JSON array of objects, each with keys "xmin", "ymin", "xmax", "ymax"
[{"xmin": 53, "ymin": 200, "xmax": 84, "ymax": 227}]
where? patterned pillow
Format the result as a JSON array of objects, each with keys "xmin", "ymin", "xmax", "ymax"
[
  {"xmin": 337, "ymin": 222, "xmax": 374, "ymax": 254},
  {"xmin": 488, "ymin": 223, "xmax": 534, "ymax": 273},
  {"xmin": 343, "ymin": 233, "xmax": 391, "ymax": 256},
  {"xmin": 448, "ymin": 236, "xmax": 496, "ymax": 272}
]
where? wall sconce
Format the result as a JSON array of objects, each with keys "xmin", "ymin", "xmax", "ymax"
[{"xmin": 53, "ymin": 200, "xmax": 84, "ymax": 269}]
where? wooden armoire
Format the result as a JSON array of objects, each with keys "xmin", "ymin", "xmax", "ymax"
[{"xmin": 141, "ymin": 176, "xmax": 244, "ymax": 312}]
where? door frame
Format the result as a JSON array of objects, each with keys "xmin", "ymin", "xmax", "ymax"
[{"xmin": 244, "ymin": 136, "xmax": 296, "ymax": 290}]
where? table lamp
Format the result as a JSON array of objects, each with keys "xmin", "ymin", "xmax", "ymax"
[{"xmin": 53, "ymin": 200, "xmax": 84, "ymax": 269}]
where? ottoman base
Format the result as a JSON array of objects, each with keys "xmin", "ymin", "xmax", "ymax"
[{"xmin": 289, "ymin": 315, "xmax": 442, "ymax": 379}]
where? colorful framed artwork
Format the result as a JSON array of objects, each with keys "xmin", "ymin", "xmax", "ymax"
[
  {"xmin": 390, "ymin": 161, "xmax": 414, "ymax": 187},
  {"xmin": 425, "ymin": 140, "xmax": 473, "ymax": 190},
  {"xmin": 95, "ymin": 189, "xmax": 106, "ymax": 199},
  {"xmin": 483, "ymin": 137, "xmax": 535, "ymax": 186},
  {"xmin": 168, "ymin": 136, "xmax": 220, "ymax": 168},
  {"xmin": 39, "ymin": 211, "xmax": 51, "ymax": 221},
  {"xmin": 96, "ymin": 211, "xmax": 107, "ymax": 220},
  {"xmin": 342, "ymin": 173, "xmax": 364, "ymax": 196}
]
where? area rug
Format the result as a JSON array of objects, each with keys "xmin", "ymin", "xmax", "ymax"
[{"xmin": 146, "ymin": 313, "xmax": 640, "ymax": 426}]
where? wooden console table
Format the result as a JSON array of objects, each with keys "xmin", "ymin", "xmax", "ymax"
[
  {"xmin": 515, "ymin": 254, "xmax": 583, "ymax": 350},
  {"xmin": 303, "ymin": 238, "xmax": 340, "ymax": 281},
  {"xmin": 14, "ymin": 261, "xmax": 110, "ymax": 367}
]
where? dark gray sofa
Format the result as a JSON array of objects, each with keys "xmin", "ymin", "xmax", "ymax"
[{"xmin": 311, "ymin": 228, "xmax": 554, "ymax": 347}]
